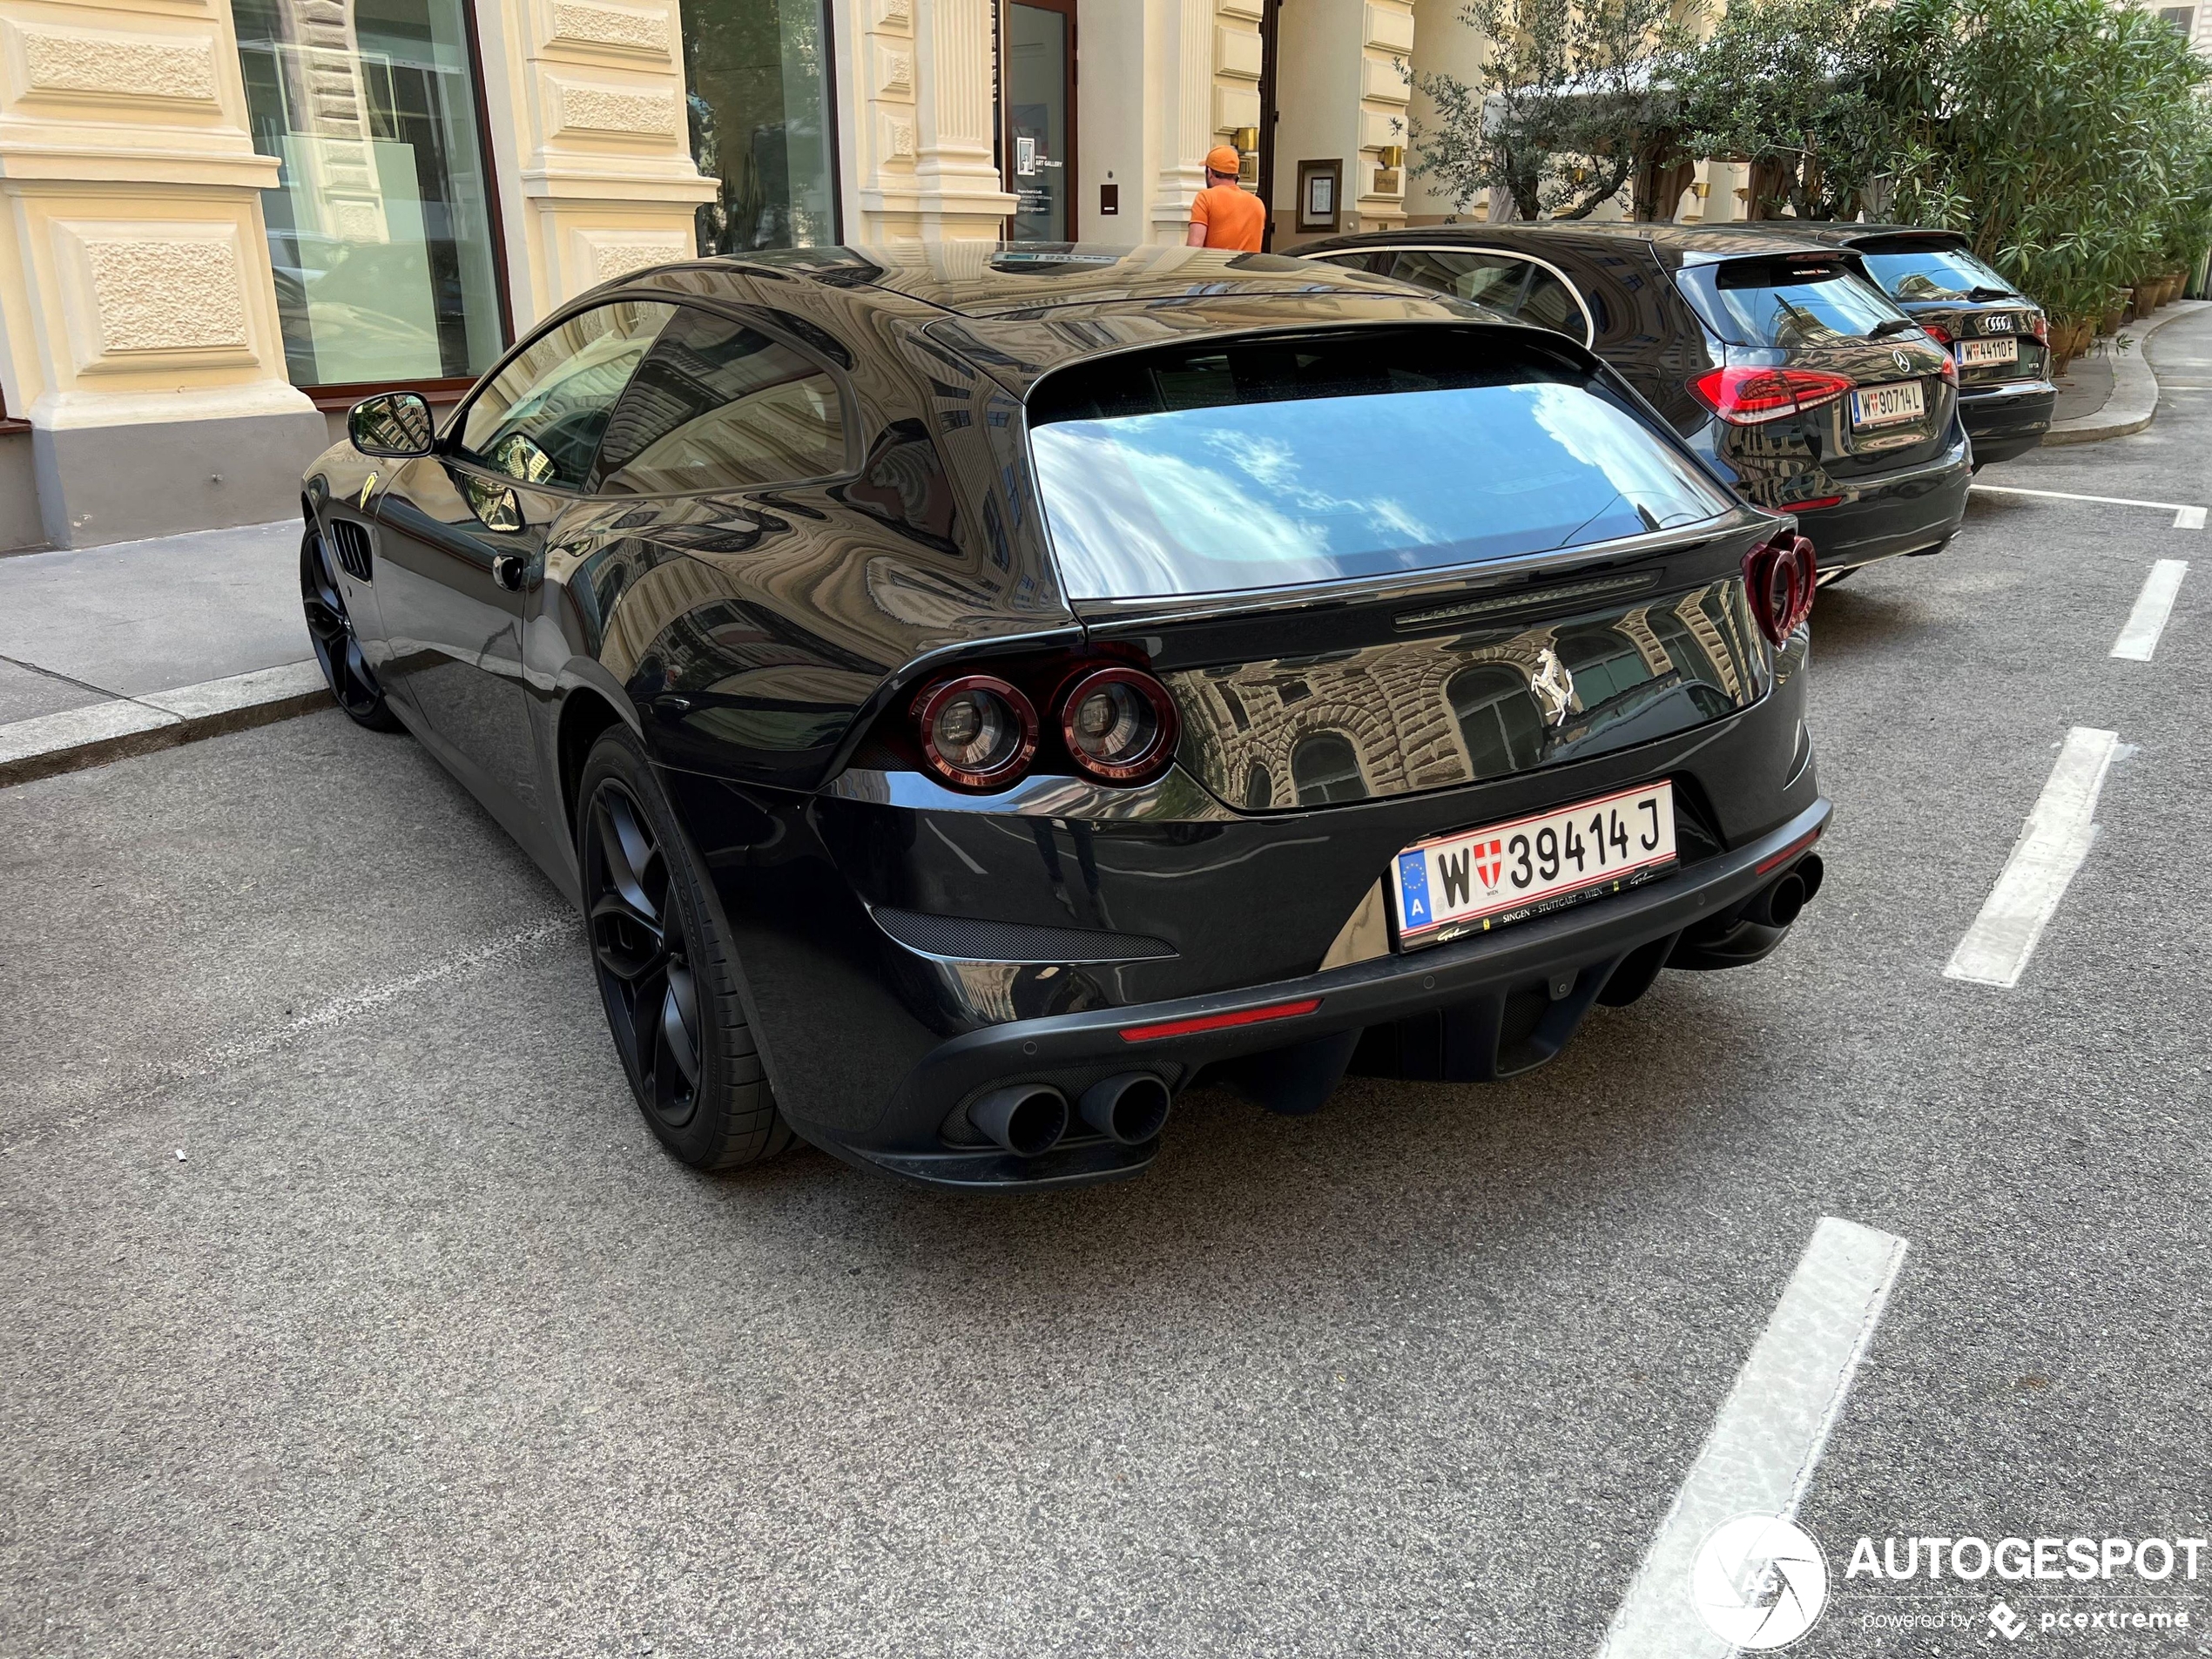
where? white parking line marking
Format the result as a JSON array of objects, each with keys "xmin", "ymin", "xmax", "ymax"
[
  {"xmin": 1973, "ymin": 482, "xmax": 2206, "ymax": 530},
  {"xmin": 1944, "ymin": 727, "xmax": 2118, "ymax": 988},
  {"xmin": 2112, "ymin": 561, "xmax": 2188, "ymax": 661},
  {"xmin": 2, "ymin": 914, "xmax": 577, "ymax": 1151},
  {"xmin": 1595, "ymin": 1217, "xmax": 1909, "ymax": 1659}
]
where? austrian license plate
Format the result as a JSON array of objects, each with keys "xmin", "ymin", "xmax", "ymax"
[
  {"xmin": 1957, "ymin": 337, "xmax": 2019, "ymax": 368},
  {"xmin": 1849, "ymin": 381, "xmax": 1926, "ymax": 428},
  {"xmin": 1391, "ymin": 782, "xmax": 1677, "ymax": 949}
]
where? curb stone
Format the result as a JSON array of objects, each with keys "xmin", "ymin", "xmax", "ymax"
[{"xmin": 0, "ymin": 659, "xmax": 333, "ymax": 789}]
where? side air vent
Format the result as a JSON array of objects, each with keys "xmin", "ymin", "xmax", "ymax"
[
  {"xmin": 327, "ymin": 517, "xmax": 374, "ymax": 582},
  {"xmin": 873, "ymin": 907, "xmax": 1176, "ymax": 963}
]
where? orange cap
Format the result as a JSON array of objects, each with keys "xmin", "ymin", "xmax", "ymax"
[{"xmin": 1205, "ymin": 144, "xmax": 1243, "ymax": 177}]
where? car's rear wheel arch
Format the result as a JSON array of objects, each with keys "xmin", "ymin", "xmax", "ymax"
[{"xmin": 558, "ymin": 686, "xmax": 632, "ymax": 846}]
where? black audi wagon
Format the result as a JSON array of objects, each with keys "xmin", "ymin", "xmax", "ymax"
[
  {"xmin": 1300, "ymin": 222, "xmax": 1973, "ymax": 575},
  {"xmin": 303, "ymin": 244, "xmax": 1830, "ymax": 1191}
]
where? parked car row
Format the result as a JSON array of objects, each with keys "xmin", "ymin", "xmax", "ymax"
[
  {"xmin": 301, "ymin": 233, "xmax": 2015, "ymax": 1193},
  {"xmin": 1301, "ymin": 220, "xmax": 2054, "ymax": 579}
]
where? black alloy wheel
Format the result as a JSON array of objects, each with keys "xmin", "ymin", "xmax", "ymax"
[
  {"xmin": 577, "ymin": 727, "xmax": 793, "ymax": 1170},
  {"xmin": 300, "ymin": 527, "xmax": 403, "ymax": 731}
]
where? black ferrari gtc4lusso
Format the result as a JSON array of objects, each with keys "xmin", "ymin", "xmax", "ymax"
[{"xmin": 303, "ymin": 243, "xmax": 1831, "ymax": 1191}]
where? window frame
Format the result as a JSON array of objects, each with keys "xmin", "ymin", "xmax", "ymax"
[
  {"xmin": 585, "ymin": 300, "xmax": 863, "ymax": 498},
  {"xmin": 433, "ymin": 295, "xmax": 680, "ymax": 495},
  {"xmin": 274, "ymin": 0, "xmax": 516, "ymax": 410},
  {"xmin": 1298, "ymin": 243, "xmax": 1598, "ymax": 347}
]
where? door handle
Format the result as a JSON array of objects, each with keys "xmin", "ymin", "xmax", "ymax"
[{"xmin": 490, "ymin": 552, "xmax": 525, "ymax": 592}]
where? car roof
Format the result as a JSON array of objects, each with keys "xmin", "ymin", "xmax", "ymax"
[
  {"xmin": 623, "ymin": 242, "xmax": 1437, "ymax": 319},
  {"xmin": 609, "ymin": 241, "xmax": 1538, "ymax": 395}
]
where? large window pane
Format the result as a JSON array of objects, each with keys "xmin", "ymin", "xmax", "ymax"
[
  {"xmin": 685, "ymin": 0, "xmax": 838, "ymax": 254},
  {"xmin": 234, "ymin": 0, "xmax": 504, "ymax": 388}
]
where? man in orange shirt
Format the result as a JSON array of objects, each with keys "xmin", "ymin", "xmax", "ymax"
[{"xmin": 1186, "ymin": 144, "xmax": 1265, "ymax": 252}]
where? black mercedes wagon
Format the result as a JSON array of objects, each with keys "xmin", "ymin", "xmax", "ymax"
[
  {"xmin": 1300, "ymin": 222, "xmax": 1973, "ymax": 575},
  {"xmin": 303, "ymin": 244, "xmax": 1830, "ymax": 1191},
  {"xmin": 1699, "ymin": 223, "xmax": 2056, "ymax": 467}
]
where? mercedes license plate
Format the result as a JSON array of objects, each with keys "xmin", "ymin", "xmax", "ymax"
[
  {"xmin": 1849, "ymin": 381, "xmax": 1926, "ymax": 428},
  {"xmin": 1391, "ymin": 782, "xmax": 1677, "ymax": 949},
  {"xmin": 1958, "ymin": 337, "xmax": 2019, "ymax": 368}
]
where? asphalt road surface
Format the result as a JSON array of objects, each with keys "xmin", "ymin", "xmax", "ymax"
[{"xmin": 4, "ymin": 314, "xmax": 2209, "ymax": 1658}]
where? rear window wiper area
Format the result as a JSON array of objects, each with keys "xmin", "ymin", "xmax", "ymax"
[
  {"xmin": 1867, "ymin": 317, "xmax": 1924, "ymax": 340},
  {"xmin": 1966, "ymin": 286, "xmax": 2018, "ymax": 301}
]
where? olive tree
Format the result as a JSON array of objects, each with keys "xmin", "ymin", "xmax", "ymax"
[
  {"xmin": 1673, "ymin": 0, "xmax": 1890, "ymax": 219},
  {"xmin": 1409, "ymin": 0, "xmax": 1699, "ymax": 221}
]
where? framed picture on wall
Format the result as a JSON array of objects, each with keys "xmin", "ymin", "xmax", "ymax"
[{"xmin": 1296, "ymin": 160, "xmax": 1342, "ymax": 233}]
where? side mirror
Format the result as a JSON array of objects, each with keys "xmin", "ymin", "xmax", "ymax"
[{"xmin": 347, "ymin": 391, "xmax": 436, "ymax": 458}]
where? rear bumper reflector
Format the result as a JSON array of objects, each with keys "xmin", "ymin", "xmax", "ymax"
[
  {"xmin": 1755, "ymin": 826, "xmax": 1825, "ymax": 875},
  {"xmin": 1118, "ymin": 997, "xmax": 1323, "ymax": 1043}
]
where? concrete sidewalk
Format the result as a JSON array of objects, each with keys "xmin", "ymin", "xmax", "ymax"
[
  {"xmin": 2044, "ymin": 299, "xmax": 2210, "ymax": 444},
  {"xmin": 0, "ymin": 518, "xmax": 330, "ymax": 786}
]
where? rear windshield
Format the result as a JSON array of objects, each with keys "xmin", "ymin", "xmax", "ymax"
[
  {"xmin": 1854, "ymin": 242, "xmax": 2019, "ymax": 304},
  {"xmin": 1025, "ymin": 330, "xmax": 1733, "ymax": 602},
  {"xmin": 1674, "ymin": 257, "xmax": 1909, "ymax": 348}
]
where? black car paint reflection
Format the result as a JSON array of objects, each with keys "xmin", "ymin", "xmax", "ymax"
[{"xmin": 303, "ymin": 244, "xmax": 1829, "ymax": 1190}]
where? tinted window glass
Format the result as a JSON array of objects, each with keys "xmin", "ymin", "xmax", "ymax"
[
  {"xmin": 598, "ymin": 307, "xmax": 847, "ymax": 493},
  {"xmin": 1027, "ymin": 330, "xmax": 1732, "ymax": 601},
  {"xmin": 1675, "ymin": 259, "xmax": 1907, "ymax": 348},
  {"xmin": 458, "ymin": 302, "xmax": 673, "ymax": 488},
  {"xmin": 1856, "ymin": 244, "xmax": 2019, "ymax": 303},
  {"xmin": 1386, "ymin": 250, "xmax": 1587, "ymax": 340}
]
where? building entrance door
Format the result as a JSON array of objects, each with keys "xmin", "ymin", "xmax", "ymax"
[{"xmin": 1004, "ymin": 0, "xmax": 1076, "ymax": 240}]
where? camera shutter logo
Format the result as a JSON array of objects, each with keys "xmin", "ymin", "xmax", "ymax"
[{"xmin": 1690, "ymin": 1515, "xmax": 1831, "ymax": 1649}]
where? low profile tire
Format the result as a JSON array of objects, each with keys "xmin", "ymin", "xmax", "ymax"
[
  {"xmin": 300, "ymin": 526, "xmax": 404, "ymax": 732},
  {"xmin": 577, "ymin": 726, "xmax": 793, "ymax": 1170}
]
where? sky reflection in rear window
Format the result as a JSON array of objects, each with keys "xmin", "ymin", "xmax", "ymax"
[{"xmin": 1031, "ymin": 381, "xmax": 1732, "ymax": 601}]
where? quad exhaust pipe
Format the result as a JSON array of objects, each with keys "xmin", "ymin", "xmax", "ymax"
[
  {"xmin": 1077, "ymin": 1073, "xmax": 1172, "ymax": 1145},
  {"xmin": 968, "ymin": 1083, "xmax": 1069, "ymax": 1157},
  {"xmin": 968, "ymin": 1073, "xmax": 1173, "ymax": 1156},
  {"xmin": 1746, "ymin": 853, "xmax": 1824, "ymax": 929}
]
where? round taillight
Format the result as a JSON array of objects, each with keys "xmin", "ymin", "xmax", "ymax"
[
  {"xmin": 1790, "ymin": 535, "xmax": 1818, "ymax": 632},
  {"xmin": 913, "ymin": 675, "xmax": 1038, "ymax": 790},
  {"xmin": 1058, "ymin": 666, "xmax": 1178, "ymax": 785},
  {"xmin": 1745, "ymin": 532, "xmax": 1817, "ymax": 646}
]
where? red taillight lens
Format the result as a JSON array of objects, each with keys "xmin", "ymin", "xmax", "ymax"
[
  {"xmin": 2028, "ymin": 312, "xmax": 2049, "ymax": 345},
  {"xmin": 1920, "ymin": 322, "xmax": 1953, "ymax": 346},
  {"xmin": 1691, "ymin": 365, "xmax": 1856, "ymax": 425},
  {"xmin": 912, "ymin": 674, "xmax": 1038, "ymax": 790},
  {"xmin": 1938, "ymin": 353, "xmax": 1959, "ymax": 387},
  {"xmin": 1744, "ymin": 531, "xmax": 1817, "ymax": 646},
  {"xmin": 1058, "ymin": 665, "xmax": 1178, "ymax": 785},
  {"xmin": 1693, "ymin": 365, "xmax": 1795, "ymax": 422}
]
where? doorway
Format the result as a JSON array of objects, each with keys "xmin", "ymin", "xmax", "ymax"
[
  {"xmin": 1004, "ymin": 0, "xmax": 1076, "ymax": 240},
  {"xmin": 1255, "ymin": 0, "xmax": 1283, "ymax": 249}
]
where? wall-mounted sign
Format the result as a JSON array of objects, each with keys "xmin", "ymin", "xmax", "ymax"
[{"xmin": 1297, "ymin": 159, "xmax": 1342, "ymax": 234}]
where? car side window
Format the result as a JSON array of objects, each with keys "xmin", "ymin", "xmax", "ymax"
[
  {"xmin": 1385, "ymin": 250, "xmax": 1589, "ymax": 343},
  {"xmin": 597, "ymin": 306, "xmax": 850, "ymax": 496},
  {"xmin": 455, "ymin": 301, "xmax": 675, "ymax": 489}
]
